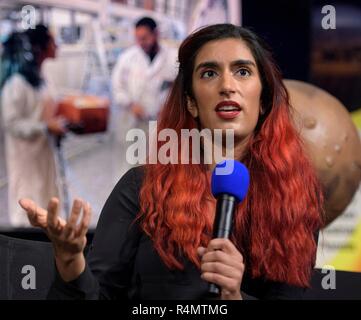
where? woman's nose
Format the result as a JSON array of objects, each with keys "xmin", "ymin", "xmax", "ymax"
[{"xmin": 219, "ymin": 72, "xmax": 236, "ymax": 96}]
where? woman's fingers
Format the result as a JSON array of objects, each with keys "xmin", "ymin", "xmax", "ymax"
[
  {"xmin": 201, "ymin": 260, "xmax": 244, "ymax": 279},
  {"xmin": 201, "ymin": 247, "xmax": 243, "ymax": 268},
  {"xmin": 197, "ymin": 246, "xmax": 206, "ymax": 257},
  {"xmin": 46, "ymin": 197, "xmax": 62, "ymax": 234},
  {"xmin": 63, "ymin": 198, "xmax": 83, "ymax": 239},
  {"xmin": 19, "ymin": 198, "xmax": 38, "ymax": 214},
  {"xmin": 201, "ymin": 271, "xmax": 242, "ymax": 296},
  {"xmin": 18, "ymin": 198, "xmax": 47, "ymax": 228},
  {"xmin": 201, "ymin": 239, "xmax": 243, "ymax": 267},
  {"xmin": 75, "ymin": 202, "xmax": 92, "ymax": 239},
  {"xmin": 199, "ymin": 238, "xmax": 245, "ymax": 299},
  {"xmin": 206, "ymin": 238, "xmax": 241, "ymax": 256},
  {"xmin": 200, "ymin": 250, "xmax": 244, "ymax": 285}
]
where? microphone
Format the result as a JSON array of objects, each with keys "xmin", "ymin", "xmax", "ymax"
[{"xmin": 208, "ymin": 160, "xmax": 250, "ymax": 296}]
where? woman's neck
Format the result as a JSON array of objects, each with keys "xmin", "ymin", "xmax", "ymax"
[{"xmin": 208, "ymin": 134, "xmax": 251, "ymax": 172}]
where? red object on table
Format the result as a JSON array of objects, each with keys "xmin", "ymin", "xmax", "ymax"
[{"xmin": 57, "ymin": 95, "xmax": 110, "ymax": 134}]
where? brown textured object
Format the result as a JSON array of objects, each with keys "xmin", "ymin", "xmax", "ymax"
[
  {"xmin": 57, "ymin": 95, "xmax": 110, "ymax": 134},
  {"xmin": 285, "ymin": 80, "xmax": 361, "ymax": 226}
]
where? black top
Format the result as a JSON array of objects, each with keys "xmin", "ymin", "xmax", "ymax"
[{"xmin": 48, "ymin": 166, "xmax": 311, "ymax": 300}]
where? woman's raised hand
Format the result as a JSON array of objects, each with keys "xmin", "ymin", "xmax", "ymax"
[{"xmin": 19, "ymin": 197, "xmax": 91, "ymax": 281}]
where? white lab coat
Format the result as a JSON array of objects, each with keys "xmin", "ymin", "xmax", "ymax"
[
  {"xmin": 1, "ymin": 74, "xmax": 59, "ymax": 227},
  {"xmin": 111, "ymin": 44, "xmax": 178, "ymax": 178},
  {"xmin": 111, "ymin": 44, "xmax": 178, "ymax": 120}
]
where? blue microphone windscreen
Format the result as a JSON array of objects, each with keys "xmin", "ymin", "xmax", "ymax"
[{"xmin": 211, "ymin": 160, "xmax": 250, "ymax": 202}]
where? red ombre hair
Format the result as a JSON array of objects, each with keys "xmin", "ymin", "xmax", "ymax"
[{"xmin": 137, "ymin": 24, "xmax": 323, "ymax": 287}]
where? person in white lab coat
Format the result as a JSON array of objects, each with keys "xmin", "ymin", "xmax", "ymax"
[
  {"xmin": 0, "ymin": 25, "xmax": 66, "ymax": 227},
  {"xmin": 112, "ymin": 17, "xmax": 178, "ymax": 123},
  {"xmin": 111, "ymin": 17, "xmax": 178, "ymax": 177}
]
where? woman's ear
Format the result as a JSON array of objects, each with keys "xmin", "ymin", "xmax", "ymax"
[{"xmin": 186, "ymin": 96, "xmax": 199, "ymax": 118}]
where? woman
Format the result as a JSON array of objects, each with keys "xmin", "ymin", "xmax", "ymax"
[
  {"xmin": 1, "ymin": 25, "xmax": 66, "ymax": 227},
  {"xmin": 20, "ymin": 24, "xmax": 323, "ymax": 299}
]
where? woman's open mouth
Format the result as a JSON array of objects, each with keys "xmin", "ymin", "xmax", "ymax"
[{"xmin": 215, "ymin": 101, "xmax": 242, "ymax": 119}]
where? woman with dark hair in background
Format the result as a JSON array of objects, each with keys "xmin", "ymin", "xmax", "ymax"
[
  {"xmin": 1, "ymin": 25, "xmax": 66, "ymax": 227},
  {"xmin": 20, "ymin": 24, "xmax": 323, "ymax": 299}
]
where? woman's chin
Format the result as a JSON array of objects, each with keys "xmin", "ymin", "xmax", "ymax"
[{"xmin": 216, "ymin": 125, "xmax": 245, "ymax": 136}]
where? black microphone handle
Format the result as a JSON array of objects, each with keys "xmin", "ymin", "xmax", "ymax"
[{"xmin": 208, "ymin": 194, "xmax": 238, "ymax": 297}]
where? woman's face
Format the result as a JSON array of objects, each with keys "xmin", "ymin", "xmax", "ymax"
[{"xmin": 188, "ymin": 38, "xmax": 262, "ymax": 141}]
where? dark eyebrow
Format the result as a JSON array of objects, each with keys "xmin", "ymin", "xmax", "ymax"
[
  {"xmin": 231, "ymin": 59, "xmax": 257, "ymax": 68},
  {"xmin": 195, "ymin": 59, "xmax": 257, "ymax": 73},
  {"xmin": 194, "ymin": 61, "xmax": 219, "ymax": 73}
]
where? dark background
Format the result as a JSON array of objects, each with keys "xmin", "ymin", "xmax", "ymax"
[{"xmin": 242, "ymin": 0, "xmax": 361, "ymax": 112}]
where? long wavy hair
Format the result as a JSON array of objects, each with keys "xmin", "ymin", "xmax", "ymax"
[{"xmin": 137, "ymin": 24, "xmax": 323, "ymax": 287}]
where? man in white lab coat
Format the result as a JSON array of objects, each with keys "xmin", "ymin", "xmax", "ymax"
[
  {"xmin": 111, "ymin": 17, "xmax": 178, "ymax": 177},
  {"xmin": 112, "ymin": 17, "xmax": 177, "ymax": 123}
]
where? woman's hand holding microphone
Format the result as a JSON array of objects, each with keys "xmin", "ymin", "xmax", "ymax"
[{"xmin": 198, "ymin": 238, "xmax": 245, "ymax": 300}]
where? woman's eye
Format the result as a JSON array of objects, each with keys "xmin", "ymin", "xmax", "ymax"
[
  {"xmin": 201, "ymin": 70, "xmax": 216, "ymax": 78},
  {"xmin": 237, "ymin": 68, "xmax": 251, "ymax": 77}
]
